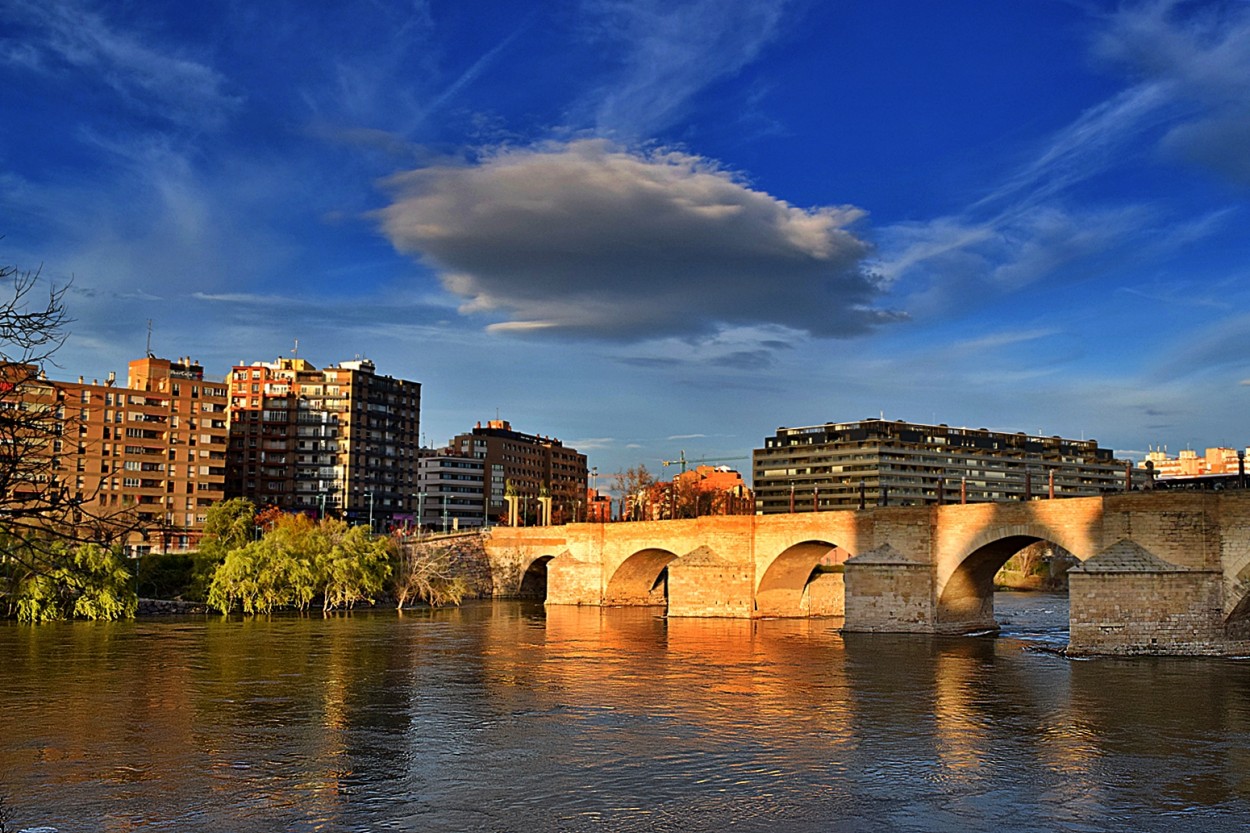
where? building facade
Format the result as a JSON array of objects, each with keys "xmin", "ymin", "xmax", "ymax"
[
  {"xmin": 446, "ymin": 420, "xmax": 588, "ymax": 525},
  {"xmin": 416, "ymin": 450, "xmax": 486, "ymax": 531},
  {"xmin": 754, "ymin": 418, "xmax": 1130, "ymax": 514},
  {"xmin": 2, "ymin": 356, "xmax": 229, "ymax": 552},
  {"xmin": 226, "ymin": 357, "xmax": 421, "ymax": 530},
  {"xmin": 586, "ymin": 488, "xmax": 612, "ymax": 522}
]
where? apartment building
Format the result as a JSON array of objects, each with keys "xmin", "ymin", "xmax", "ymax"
[
  {"xmin": 1, "ymin": 356, "xmax": 229, "ymax": 552},
  {"xmin": 226, "ymin": 357, "xmax": 420, "ymax": 530},
  {"xmin": 446, "ymin": 419, "xmax": 587, "ymax": 525},
  {"xmin": 415, "ymin": 450, "xmax": 486, "ymax": 531},
  {"xmin": 753, "ymin": 418, "xmax": 1129, "ymax": 514}
]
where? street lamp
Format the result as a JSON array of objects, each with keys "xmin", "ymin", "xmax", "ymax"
[
  {"xmin": 366, "ymin": 490, "xmax": 375, "ymax": 533},
  {"xmin": 415, "ymin": 491, "xmax": 425, "ymax": 537},
  {"xmin": 442, "ymin": 493, "xmax": 449, "ymax": 533}
]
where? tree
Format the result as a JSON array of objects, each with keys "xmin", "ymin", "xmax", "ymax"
[
  {"xmin": 0, "ymin": 259, "xmax": 138, "ymax": 620},
  {"xmin": 319, "ymin": 522, "xmax": 392, "ymax": 612},
  {"xmin": 612, "ymin": 464, "xmax": 655, "ymax": 521},
  {"xmin": 206, "ymin": 512, "xmax": 396, "ymax": 614},
  {"xmin": 188, "ymin": 498, "xmax": 257, "ymax": 602},
  {"xmin": 199, "ymin": 498, "xmax": 259, "ymax": 559},
  {"xmin": 7, "ymin": 540, "xmax": 136, "ymax": 623},
  {"xmin": 206, "ymin": 512, "xmax": 324, "ymax": 614},
  {"xmin": 393, "ymin": 542, "xmax": 469, "ymax": 608}
]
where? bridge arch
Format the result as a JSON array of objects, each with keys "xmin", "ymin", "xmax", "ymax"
[
  {"xmin": 1223, "ymin": 562, "xmax": 1250, "ymax": 640},
  {"xmin": 605, "ymin": 548, "xmax": 678, "ymax": 606},
  {"xmin": 518, "ymin": 554, "xmax": 556, "ymax": 599},
  {"xmin": 936, "ymin": 524, "xmax": 1086, "ymax": 633},
  {"xmin": 756, "ymin": 540, "xmax": 849, "ymax": 617}
]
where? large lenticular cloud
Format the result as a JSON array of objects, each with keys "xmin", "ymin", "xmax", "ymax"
[{"xmin": 378, "ymin": 139, "xmax": 902, "ymax": 341}]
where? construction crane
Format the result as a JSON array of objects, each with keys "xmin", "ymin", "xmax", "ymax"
[{"xmin": 661, "ymin": 450, "xmax": 751, "ymax": 474}]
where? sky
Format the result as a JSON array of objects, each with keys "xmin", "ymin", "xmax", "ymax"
[{"xmin": 3, "ymin": 0, "xmax": 1249, "ymax": 480}]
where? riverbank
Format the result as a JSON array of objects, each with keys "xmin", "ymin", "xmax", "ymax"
[{"xmin": 136, "ymin": 598, "xmax": 209, "ymax": 615}]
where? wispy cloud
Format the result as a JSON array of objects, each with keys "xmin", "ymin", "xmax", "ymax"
[
  {"xmin": 572, "ymin": 0, "xmax": 793, "ymax": 138},
  {"xmin": 1095, "ymin": 0, "xmax": 1250, "ymax": 185},
  {"xmin": 874, "ymin": 3, "xmax": 1250, "ymax": 317},
  {"xmin": 0, "ymin": 0, "xmax": 238, "ymax": 128},
  {"xmin": 568, "ymin": 436, "xmax": 617, "ymax": 451},
  {"xmin": 874, "ymin": 2, "xmax": 1250, "ymax": 318}
]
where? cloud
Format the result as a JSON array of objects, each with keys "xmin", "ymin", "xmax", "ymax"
[
  {"xmin": 0, "ymin": 0, "xmax": 238, "ymax": 128},
  {"xmin": 875, "ymin": 3, "xmax": 1250, "ymax": 310},
  {"xmin": 877, "ymin": 203, "xmax": 1148, "ymax": 318},
  {"xmin": 569, "ymin": 437, "xmax": 617, "ymax": 451},
  {"xmin": 1095, "ymin": 0, "xmax": 1250, "ymax": 186},
  {"xmin": 378, "ymin": 139, "xmax": 899, "ymax": 341},
  {"xmin": 573, "ymin": 0, "xmax": 793, "ymax": 138}
]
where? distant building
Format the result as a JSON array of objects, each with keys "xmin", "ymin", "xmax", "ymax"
[
  {"xmin": 1139, "ymin": 446, "xmax": 1248, "ymax": 479},
  {"xmin": 226, "ymin": 357, "xmax": 421, "ymax": 530},
  {"xmin": 446, "ymin": 419, "xmax": 588, "ymax": 525},
  {"xmin": 586, "ymin": 487, "xmax": 612, "ymax": 523},
  {"xmin": 624, "ymin": 465, "xmax": 752, "ymax": 520},
  {"xmin": 753, "ymin": 418, "xmax": 1130, "ymax": 514},
  {"xmin": 416, "ymin": 450, "xmax": 486, "ymax": 531},
  {"xmin": 2, "ymin": 355, "xmax": 229, "ymax": 552},
  {"xmin": 675, "ymin": 465, "xmax": 753, "ymax": 515}
]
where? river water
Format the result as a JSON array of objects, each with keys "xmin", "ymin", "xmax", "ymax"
[{"xmin": 3, "ymin": 593, "xmax": 1250, "ymax": 832}]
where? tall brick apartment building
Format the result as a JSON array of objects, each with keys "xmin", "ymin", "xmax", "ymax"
[
  {"xmin": 225, "ymin": 357, "xmax": 420, "ymax": 530},
  {"xmin": 2, "ymin": 355, "xmax": 229, "ymax": 552}
]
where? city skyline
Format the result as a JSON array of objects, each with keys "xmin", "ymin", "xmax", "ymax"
[{"xmin": 4, "ymin": 0, "xmax": 1248, "ymax": 475}]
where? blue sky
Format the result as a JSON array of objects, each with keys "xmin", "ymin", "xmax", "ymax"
[{"xmin": 3, "ymin": 0, "xmax": 1249, "ymax": 478}]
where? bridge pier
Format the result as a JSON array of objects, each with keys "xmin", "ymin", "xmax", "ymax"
[
  {"xmin": 1066, "ymin": 541, "xmax": 1238, "ymax": 656},
  {"xmin": 842, "ymin": 545, "xmax": 934, "ymax": 633},
  {"xmin": 667, "ymin": 546, "xmax": 753, "ymax": 617}
]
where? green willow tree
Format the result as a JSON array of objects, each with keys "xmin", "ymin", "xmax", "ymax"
[
  {"xmin": 10, "ymin": 541, "xmax": 136, "ymax": 623},
  {"xmin": 207, "ymin": 513, "xmax": 392, "ymax": 614},
  {"xmin": 320, "ymin": 522, "xmax": 392, "ymax": 612},
  {"xmin": 189, "ymin": 498, "xmax": 258, "ymax": 601}
]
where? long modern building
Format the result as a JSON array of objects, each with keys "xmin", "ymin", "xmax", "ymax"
[
  {"xmin": 226, "ymin": 357, "xmax": 421, "ymax": 530},
  {"xmin": 753, "ymin": 418, "xmax": 1131, "ymax": 514}
]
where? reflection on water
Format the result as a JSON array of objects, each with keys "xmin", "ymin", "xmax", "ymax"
[{"xmin": 3, "ymin": 596, "xmax": 1250, "ymax": 832}]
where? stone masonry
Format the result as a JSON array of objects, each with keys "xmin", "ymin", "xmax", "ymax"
[{"xmin": 482, "ymin": 491, "xmax": 1250, "ymax": 656}]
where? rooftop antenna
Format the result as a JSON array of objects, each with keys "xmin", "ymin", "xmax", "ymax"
[
  {"xmin": 292, "ymin": 338, "xmax": 299, "ymax": 357},
  {"xmin": 146, "ymin": 319, "xmax": 154, "ymax": 358}
]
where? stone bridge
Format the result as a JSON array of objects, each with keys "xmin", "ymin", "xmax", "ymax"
[{"xmin": 481, "ymin": 490, "xmax": 1250, "ymax": 656}]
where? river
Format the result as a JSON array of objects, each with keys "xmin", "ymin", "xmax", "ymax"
[{"xmin": 3, "ymin": 593, "xmax": 1250, "ymax": 832}]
